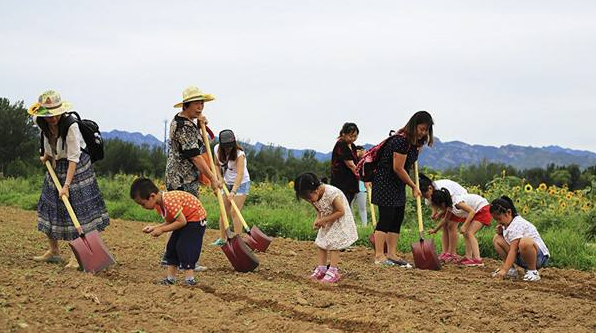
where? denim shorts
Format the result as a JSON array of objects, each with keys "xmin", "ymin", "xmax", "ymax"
[
  {"xmin": 515, "ymin": 247, "xmax": 549, "ymax": 269},
  {"xmin": 226, "ymin": 181, "xmax": 250, "ymax": 195}
]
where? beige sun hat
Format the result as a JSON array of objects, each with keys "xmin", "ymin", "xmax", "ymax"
[
  {"xmin": 173, "ymin": 86, "xmax": 215, "ymax": 108},
  {"xmin": 28, "ymin": 90, "xmax": 73, "ymax": 117}
]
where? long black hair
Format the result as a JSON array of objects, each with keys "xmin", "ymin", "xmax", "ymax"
[
  {"xmin": 294, "ymin": 172, "xmax": 321, "ymax": 200},
  {"xmin": 490, "ymin": 196, "xmax": 518, "ymax": 217},
  {"xmin": 338, "ymin": 122, "xmax": 359, "ymax": 138},
  {"xmin": 419, "ymin": 173, "xmax": 433, "ymax": 195},
  {"xmin": 431, "ymin": 188, "xmax": 452, "ymax": 208},
  {"xmin": 400, "ymin": 111, "xmax": 434, "ymax": 147}
]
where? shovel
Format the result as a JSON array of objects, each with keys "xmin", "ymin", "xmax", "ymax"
[
  {"xmin": 200, "ymin": 121, "xmax": 259, "ymax": 272},
  {"xmin": 45, "ymin": 161, "xmax": 115, "ymax": 274},
  {"xmin": 411, "ymin": 162, "xmax": 441, "ymax": 270},
  {"xmin": 221, "ymin": 185, "xmax": 272, "ymax": 252}
]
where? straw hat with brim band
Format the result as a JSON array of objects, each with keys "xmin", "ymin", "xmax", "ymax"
[
  {"xmin": 28, "ymin": 90, "xmax": 73, "ymax": 117},
  {"xmin": 219, "ymin": 129, "xmax": 236, "ymax": 148},
  {"xmin": 173, "ymin": 86, "xmax": 215, "ymax": 108}
]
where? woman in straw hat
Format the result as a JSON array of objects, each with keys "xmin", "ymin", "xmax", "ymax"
[
  {"xmin": 166, "ymin": 86, "xmax": 222, "ymax": 196},
  {"xmin": 29, "ymin": 90, "xmax": 110, "ymax": 268},
  {"xmin": 163, "ymin": 86, "xmax": 222, "ymax": 271}
]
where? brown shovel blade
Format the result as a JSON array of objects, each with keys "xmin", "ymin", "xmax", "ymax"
[
  {"xmin": 69, "ymin": 230, "xmax": 115, "ymax": 274},
  {"xmin": 245, "ymin": 226, "xmax": 272, "ymax": 252},
  {"xmin": 411, "ymin": 238, "xmax": 441, "ymax": 270},
  {"xmin": 221, "ymin": 234, "xmax": 259, "ymax": 272}
]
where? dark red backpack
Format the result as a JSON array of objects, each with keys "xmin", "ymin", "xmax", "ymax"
[{"xmin": 356, "ymin": 133, "xmax": 405, "ymax": 182}]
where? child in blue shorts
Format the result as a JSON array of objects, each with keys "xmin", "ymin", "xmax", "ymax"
[{"xmin": 490, "ymin": 196, "xmax": 550, "ymax": 282}]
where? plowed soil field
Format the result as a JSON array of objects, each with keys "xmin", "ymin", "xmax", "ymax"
[{"xmin": 1, "ymin": 206, "xmax": 595, "ymax": 332}]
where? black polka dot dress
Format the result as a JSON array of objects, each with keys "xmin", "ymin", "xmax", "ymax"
[{"xmin": 371, "ymin": 135, "xmax": 419, "ymax": 207}]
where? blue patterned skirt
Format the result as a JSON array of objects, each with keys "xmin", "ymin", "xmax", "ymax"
[{"xmin": 37, "ymin": 152, "xmax": 110, "ymax": 240}]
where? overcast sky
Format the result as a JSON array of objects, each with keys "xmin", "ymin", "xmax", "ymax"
[{"xmin": 2, "ymin": 1, "xmax": 595, "ymax": 152}]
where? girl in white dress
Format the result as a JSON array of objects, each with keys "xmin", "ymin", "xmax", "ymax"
[{"xmin": 294, "ymin": 172, "xmax": 358, "ymax": 284}]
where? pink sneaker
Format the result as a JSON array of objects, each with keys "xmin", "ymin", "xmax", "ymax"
[
  {"xmin": 455, "ymin": 256, "xmax": 469, "ymax": 264},
  {"xmin": 460, "ymin": 258, "xmax": 484, "ymax": 267},
  {"xmin": 321, "ymin": 268, "xmax": 341, "ymax": 284},
  {"xmin": 438, "ymin": 253, "xmax": 449, "ymax": 262},
  {"xmin": 309, "ymin": 266, "xmax": 327, "ymax": 280},
  {"xmin": 444, "ymin": 253, "xmax": 461, "ymax": 263}
]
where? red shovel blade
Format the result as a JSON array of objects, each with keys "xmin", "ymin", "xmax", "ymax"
[
  {"xmin": 411, "ymin": 238, "xmax": 441, "ymax": 270},
  {"xmin": 69, "ymin": 230, "xmax": 115, "ymax": 274},
  {"xmin": 221, "ymin": 234, "xmax": 259, "ymax": 272},
  {"xmin": 245, "ymin": 226, "xmax": 272, "ymax": 252}
]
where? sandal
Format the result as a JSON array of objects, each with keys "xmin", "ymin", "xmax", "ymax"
[
  {"xmin": 374, "ymin": 259, "xmax": 397, "ymax": 266},
  {"xmin": 387, "ymin": 258, "xmax": 413, "ymax": 268},
  {"xmin": 33, "ymin": 251, "xmax": 63, "ymax": 263}
]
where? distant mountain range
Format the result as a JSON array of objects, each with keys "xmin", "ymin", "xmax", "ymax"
[
  {"xmin": 102, "ymin": 130, "xmax": 163, "ymax": 148},
  {"xmin": 101, "ymin": 130, "xmax": 596, "ymax": 170}
]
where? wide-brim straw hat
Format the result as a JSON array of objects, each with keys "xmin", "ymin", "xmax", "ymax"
[
  {"xmin": 28, "ymin": 90, "xmax": 73, "ymax": 117},
  {"xmin": 173, "ymin": 86, "xmax": 215, "ymax": 108}
]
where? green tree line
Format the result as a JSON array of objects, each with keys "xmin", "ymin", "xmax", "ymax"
[{"xmin": 2, "ymin": 96, "xmax": 596, "ymax": 189}]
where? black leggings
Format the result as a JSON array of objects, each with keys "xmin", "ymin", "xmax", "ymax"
[
  {"xmin": 165, "ymin": 221, "xmax": 206, "ymax": 270},
  {"xmin": 376, "ymin": 206, "xmax": 405, "ymax": 233}
]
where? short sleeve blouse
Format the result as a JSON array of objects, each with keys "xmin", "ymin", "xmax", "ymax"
[
  {"xmin": 371, "ymin": 135, "xmax": 418, "ymax": 207},
  {"xmin": 330, "ymin": 140, "xmax": 359, "ymax": 194}
]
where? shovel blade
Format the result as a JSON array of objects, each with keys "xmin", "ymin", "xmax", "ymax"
[
  {"xmin": 68, "ymin": 230, "xmax": 115, "ymax": 274},
  {"xmin": 221, "ymin": 234, "xmax": 259, "ymax": 272},
  {"xmin": 411, "ymin": 238, "xmax": 441, "ymax": 271},
  {"xmin": 245, "ymin": 226, "xmax": 272, "ymax": 252}
]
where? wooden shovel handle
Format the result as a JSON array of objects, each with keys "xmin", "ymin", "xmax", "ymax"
[
  {"xmin": 199, "ymin": 121, "xmax": 231, "ymax": 230},
  {"xmin": 221, "ymin": 185, "xmax": 251, "ymax": 232},
  {"xmin": 366, "ymin": 184, "xmax": 377, "ymax": 227},
  {"xmin": 414, "ymin": 162, "xmax": 424, "ymax": 239},
  {"xmin": 45, "ymin": 160, "xmax": 83, "ymax": 234}
]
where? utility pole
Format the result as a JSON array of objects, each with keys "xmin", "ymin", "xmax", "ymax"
[{"xmin": 163, "ymin": 119, "xmax": 168, "ymax": 155}]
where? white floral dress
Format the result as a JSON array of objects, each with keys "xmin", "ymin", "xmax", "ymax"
[{"xmin": 313, "ymin": 185, "xmax": 359, "ymax": 250}]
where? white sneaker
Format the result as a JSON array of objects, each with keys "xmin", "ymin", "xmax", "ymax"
[
  {"xmin": 194, "ymin": 266, "xmax": 208, "ymax": 272},
  {"xmin": 523, "ymin": 270, "xmax": 541, "ymax": 282}
]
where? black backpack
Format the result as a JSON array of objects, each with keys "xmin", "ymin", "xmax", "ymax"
[{"xmin": 38, "ymin": 111, "xmax": 104, "ymax": 163}]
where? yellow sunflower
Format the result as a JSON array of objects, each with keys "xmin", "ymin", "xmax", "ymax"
[
  {"xmin": 524, "ymin": 184, "xmax": 533, "ymax": 193},
  {"xmin": 561, "ymin": 188, "xmax": 568, "ymax": 195},
  {"xmin": 584, "ymin": 202, "xmax": 592, "ymax": 210},
  {"xmin": 428, "ymin": 174, "xmax": 435, "ymax": 180},
  {"xmin": 566, "ymin": 193, "xmax": 573, "ymax": 200},
  {"xmin": 538, "ymin": 183, "xmax": 547, "ymax": 191},
  {"xmin": 549, "ymin": 189, "xmax": 557, "ymax": 195},
  {"xmin": 560, "ymin": 202, "xmax": 567, "ymax": 209},
  {"xmin": 513, "ymin": 186, "xmax": 521, "ymax": 193},
  {"xmin": 515, "ymin": 198, "xmax": 522, "ymax": 205},
  {"xmin": 522, "ymin": 206, "xmax": 530, "ymax": 215},
  {"xmin": 288, "ymin": 181, "xmax": 294, "ymax": 189}
]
